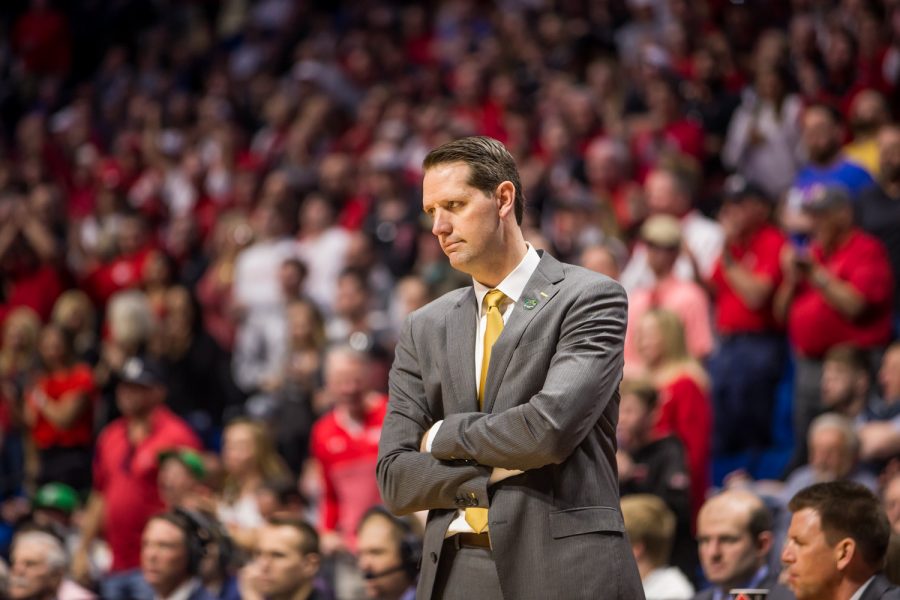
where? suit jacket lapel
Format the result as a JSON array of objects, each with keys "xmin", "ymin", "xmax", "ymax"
[
  {"xmin": 445, "ymin": 288, "xmax": 479, "ymax": 413},
  {"xmin": 483, "ymin": 253, "xmax": 565, "ymax": 413}
]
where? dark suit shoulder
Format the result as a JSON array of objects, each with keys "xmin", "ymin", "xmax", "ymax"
[{"xmin": 557, "ymin": 261, "xmax": 627, "ymax": 299}]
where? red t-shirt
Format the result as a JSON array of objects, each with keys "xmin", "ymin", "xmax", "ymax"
[
  {"xmin": 710, "ymin": 224, "xmax": 786, "ymax": 334},
  {"xmin": 652, "ymin": 374, "xmax": 712, "ymax": 523},
  {"xmin": 310, "ymin": 395, "xmax": 386, "ymax": 549},
  {"xmin": 28, "ymin": 364, "xmax": 96, "ymax": 449},
  {"xmin": 93, "ymin": 406, "xmax": 201, "ymax": 572},
  {"xmin": 788, "ymin": 229, "xmax": 894, "ymax": 358},
  {"xmin": 0, "ymin": 263, "xmax": 65, "ymax": 324},
  {"xmin": 81, "ymin": 247, "xmax": 153, "ymax": 306}
]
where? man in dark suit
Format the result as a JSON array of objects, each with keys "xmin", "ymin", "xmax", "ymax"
[
  {"xmin": 694, "ymin": 490, "xmax": 794, "ymax": 600},
  {"xmin": 377, "ymin": 136, "xmax": 643, "ymax": 599},
  {"xmin": 782, "ymin": 481, "xmax": 900, "ymax": 599}
]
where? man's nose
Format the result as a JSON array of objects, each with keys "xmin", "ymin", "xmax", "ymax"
[{"xmin": 431, "ymin": 209, "xmax": 451, "ymax": 236}]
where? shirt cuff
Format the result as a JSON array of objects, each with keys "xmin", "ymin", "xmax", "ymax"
[{"xmin": 424, "ymin": 420, "xmax": 443, "ymax": 453}]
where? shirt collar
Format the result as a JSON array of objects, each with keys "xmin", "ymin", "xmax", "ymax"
[
  {"xmin": 849, "ymin": 575, "xmax": 876, "ymax": 600},
  {"xmin": 472, "ymin": 244, "xmax": 541, "ymax": 309},
  {"xmin": 157, "ymin": 577, "xmax": 201, "ymax": 600}
]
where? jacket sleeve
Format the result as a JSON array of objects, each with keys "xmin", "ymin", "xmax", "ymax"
[
  {"xmin": 431, "ymin": 277, "xmax": 627, "ymax": 470},
  {"xmin": 377, "ymin": 313, "xmax": 491, "ymax": 515}
]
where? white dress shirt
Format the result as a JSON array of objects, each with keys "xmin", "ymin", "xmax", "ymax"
[{"xmin": 425, "ymin": 244, "xmax": 541, "ymax": 535}]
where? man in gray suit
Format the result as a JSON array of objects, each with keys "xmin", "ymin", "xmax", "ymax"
[{"xmin": 376, "ymin": 136, "xmax": 643, "ymax": 599}]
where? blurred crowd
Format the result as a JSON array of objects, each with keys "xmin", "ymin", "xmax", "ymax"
[{"xmin": 1, "ymin": 0, "xmax": 900, "ymax": 598}]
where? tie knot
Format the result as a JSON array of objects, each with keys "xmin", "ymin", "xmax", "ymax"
[{"xmin": 484, "ymin": 289, "xmax": 506, "ymax": 310}]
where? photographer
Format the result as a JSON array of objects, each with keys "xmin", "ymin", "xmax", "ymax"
[{"xmin": 774, "ymin": 184, "xmax": 894, "ymax": 468}]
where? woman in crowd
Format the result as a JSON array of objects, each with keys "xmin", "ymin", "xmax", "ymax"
[
  {"xmin": 636, "ymin": 308, "xmax": 713, "ymax": 522},
  {"xmin": 217, "ymin": 417, "xmax": 290, "ymax": 549},
  {"xmin": 50, "ymin": 290, "xmax": 98, "ymax": 365},
  {"xmin": 23, "ymin": 324, "xmax": 96, "ymax": 492}
]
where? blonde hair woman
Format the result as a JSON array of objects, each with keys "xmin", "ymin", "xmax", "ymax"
[
  {"xmin": 217, "ymin": 417, "xmax": 290, "ymax": 548},
  {"xmin": 636, "ymin": 308, "xmax": 712, "ymax": 522},
  {"xmin": 51, "ymin": 290, "xmax": 97, "ymax": 363}
]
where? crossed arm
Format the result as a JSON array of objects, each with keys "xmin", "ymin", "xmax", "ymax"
[{"xmin": 377, "ymin": 279, "xmax": 627, "ymax": 515}]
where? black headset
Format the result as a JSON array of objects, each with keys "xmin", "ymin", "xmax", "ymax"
[
  {"xmin": 359, "ymin": 506, "xmax": 423, "ymax": 580},
  {"xmin": 161, "ymin": 508, "xmax": 217, "ymax": 575}
]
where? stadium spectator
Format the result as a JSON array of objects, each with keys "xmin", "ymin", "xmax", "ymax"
[
  {"xmin": 23, "ymin": 323, "xmax": 96, "ymax": 492},
  {"xmin": 858, "ymin": 123, "xmax": 900, "ymax": 335},
  {"xmin": 694, "ymin": 490, "xmax": 793, "ymax": 599},
  {"xmin": 624, "ymin": 214, "xmax": 713, "ymax": 374},
  {"xmin": 9, "ymin": 529, "xmax": 95, "ymax": 600},
  {"xmin": 72, "ymin": 356, "xmax": 200, "ymax": 600},
  {"xmin": 621, "ymin": 494, "xmax": 693, "ymax": 600},
  {"xmin": 620, "ymin": 165, "xmax": 724, "ymax": 293},
  {"xmin": 158, "ymin": 448, "xmax": 213, "ymax": 512},
  {"xmin": 246, "ymin": 519, "xmax": 323, "ymax": 600},
  {"xmin": 49, "ymin": 291, "xmax": 98, "ymax": 365},
  {"xmin": 842, "ymin": 90, "xmax": 891, "ymax": 177},
  {"xmin": 781, "ymin": 481, "xmax": 898, "ymax": 599},
  {"xmin": 776, "ymin": 184, "xmax": 894, "ymax": 466},
  {"xmin": 722, "ymin": 62, "xmax": 804, "ymax": 199},
  {"xmin": 310, "ymin": 347, "xmax": 385, "ymax": 556},
  {"xmin": 634, "ymin": 309, "xmax": 712, "ymax": 521},
  {"xmin": 217, "ymin": 418, "xmax": 290, "ymax": 550},
  {"xmin": 140, "ymin": 512, "xmax": 215, "ymax": 600},
  {"xmin": 355, "ymin": 507, "xmax": 419, "ymax": 600},
  {"xmin": 707, "ymin": 176, "xmax": 786, "ymax": 455}
]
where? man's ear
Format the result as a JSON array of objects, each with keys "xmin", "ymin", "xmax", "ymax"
[
  {"xmin": 834, "ymin": 537, "xmax": 856, "ymax": 571},
  {"xmin": 495, "ymin": 181, "xmax": 516, "ymax": 219},
  {"xmin": 756, "ymin": 531, "xmax": 773, "ymax": 558}
]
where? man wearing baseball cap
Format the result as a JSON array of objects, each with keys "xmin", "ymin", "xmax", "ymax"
[
  {"xmin": 775, "ymin": 184, "xmax": 894, "ymax": 468},
  {"xmin": 707, "ymin": 175, "xmax": 788, "ymax": 457},
  {"xmin": 72, "ymin": 356, "xmax": 201, "ymax": 600}
]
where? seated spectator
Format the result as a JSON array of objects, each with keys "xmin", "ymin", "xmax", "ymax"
[
  {"xmin": 781, "ymin": 481, "xmax": 897, "ymax": 599},
  {"xmin": 775, "ymin": 184, "xmax": 894, "ymax": 467},
  {"xmin": 883, "ymin": 471, "xmax": 900, "ymax": 536},
  {"xmin": 326, "ymin": 268, "xmax": 392, "ymax": 360},
  {"xmin": 158, "ymin": 449, "xmax": 214, "ymax": 512},
  {"xmin": 193, "ymin": 512, "xmax": 240, "ymax": 600},
  {"xmin": 781, "ymin": 414, "xmax": 878, "ymax": 503},
  {"xmin": 617, "ymin": 379, "xmax": 692, "ymax": 574},
  {"xmin": 707, "ymin": 176, "xmax": 786, "ymax": 455},
  {"xmin": 140, "ymin": 511, "xmax": 215, "ymax": 600},
  {"xmin": 857, "ymin": 342, "xmax": 900, "ymax": 462},
  {"xmin": 694, "ymin": 490, "xmax": 793, "ymax": 599},
  {"xmin": 623, "ymin": 215, "xmax": 713, "ymax": 374},
  {"xmin": 217, "ymin": 418, "xmax": 290, "ymax": 551},
  {"xmin": 582, "ymin": 137, "xmax": 644, "ymax": 234},
  {"xmin": 23, "ymin": 324, "xmax": 96, "ymax": 493},
  {"xmin": 356, "ymin": 507, "xmax": 420, "ymax": 600},
  {"xmin": 635, "ymin": 309, "xmax": 712, "ymax": 521},
  {"xmin": 245, "ymin": 518, "xmax": 323, "ymax": 600},
  {"xmin": 621, "ymin": 494, "xmax": 693, "ymax": 600},
  {"xmin": 9, "ymin": 529, "xmax": 96, "ymax": 600},
  {"xmin": 858, "ymin": 124, "xmax": 900, "ymax": 336},
  {"xmin": 620, "ymin": 165, "xmax": 723, "ymax": 293}
]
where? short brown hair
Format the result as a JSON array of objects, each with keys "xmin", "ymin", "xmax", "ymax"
[
  {"xmin": 422, "ymin": 136, "xmax": 525, "ymax": 224},
  {"xmin": 266, "ymin": 517, "xmax": 320, "ymax": 555},
  {"xmin": 824, "ymin": 344, "xmax": 870, "ymax": 374},
  {"xmin": 788, "ymin": 481, "xmax": 890, "ymax": 568}
]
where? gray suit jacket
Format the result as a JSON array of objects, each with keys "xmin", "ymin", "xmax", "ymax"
[
  {"xmin": 377, "ymin": 252, "xmax": 643, "ymax": 599},
  {"xmin": 860, "ymin": 574, "xmax": 900, "ymax": 600}
]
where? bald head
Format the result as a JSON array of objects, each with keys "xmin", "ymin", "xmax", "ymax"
[{"xmin": 697, "ymin": 490, "xmax": 773, "ymax": 590}]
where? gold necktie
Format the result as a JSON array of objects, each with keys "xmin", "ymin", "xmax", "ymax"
[{"xmin": 466, "ymin": 289, "xmax": 506, "ymax": 533}]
